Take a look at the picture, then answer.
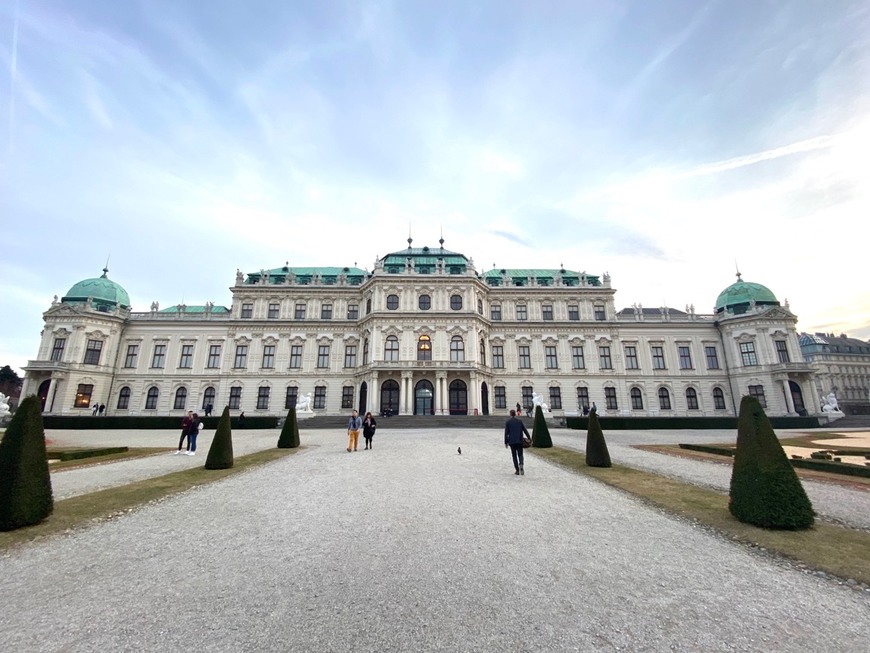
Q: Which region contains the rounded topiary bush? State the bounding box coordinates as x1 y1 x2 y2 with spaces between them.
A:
585 408 612 467
277 408 300 449
531 405 553 448
729 395 814 529
0 395 54 531
205 406 234 470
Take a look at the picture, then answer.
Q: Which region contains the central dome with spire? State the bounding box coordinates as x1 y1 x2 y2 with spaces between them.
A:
715 272 778 314
63 267 131 310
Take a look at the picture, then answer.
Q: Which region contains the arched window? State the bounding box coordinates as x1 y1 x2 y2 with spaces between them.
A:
174 387 188 410
713 387 726 410
384 335 399 361
418 294 431 310
450 336 465 362
117 386 131 409
380 379 400 415
480 339 486 361
202 386 216 410
145 386 159 410
450 294 462 310
417 335 432 361
630 387 643 410
686 388 699 410
386 294 399 310
362 338 369 364
658 387 671 410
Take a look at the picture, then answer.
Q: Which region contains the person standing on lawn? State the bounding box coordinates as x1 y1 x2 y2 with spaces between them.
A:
504 409 531 476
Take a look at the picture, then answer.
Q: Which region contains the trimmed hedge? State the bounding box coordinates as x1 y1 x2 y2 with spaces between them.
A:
678 443 735 457
585 409 612 467
531 406 553 448
204 406 234 470
52 447 129 461
566 415 821 431
729 396 814 530
790 457 870 478
42 415 278 430
277 409 300 449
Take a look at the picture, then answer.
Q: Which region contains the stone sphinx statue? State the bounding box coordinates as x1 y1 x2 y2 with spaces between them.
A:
0 392 10 418
296 392 313 413
532 391 550 413
821 391 842 414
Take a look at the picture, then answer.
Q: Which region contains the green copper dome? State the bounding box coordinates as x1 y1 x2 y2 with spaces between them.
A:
63 268 130 310
715 275 778 314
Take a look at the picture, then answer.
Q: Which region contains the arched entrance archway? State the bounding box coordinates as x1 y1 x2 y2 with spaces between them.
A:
414 379 434 415
37 379 51 411
380 379 400 416
449 379 468 415
358 381 368 415
788 380 807 416
481 382 489 415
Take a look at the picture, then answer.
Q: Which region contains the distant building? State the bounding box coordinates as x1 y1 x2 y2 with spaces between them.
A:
799 332 870 414
22 241 820 418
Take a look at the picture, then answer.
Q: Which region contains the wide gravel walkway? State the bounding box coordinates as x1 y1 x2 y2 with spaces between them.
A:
1 428 868 651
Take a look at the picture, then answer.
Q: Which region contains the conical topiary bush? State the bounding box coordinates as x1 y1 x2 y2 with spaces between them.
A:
205 406 234 470
729 395 814 530
277 408 300 449
585 408 612 467
531 405 553 448
0 395 54 530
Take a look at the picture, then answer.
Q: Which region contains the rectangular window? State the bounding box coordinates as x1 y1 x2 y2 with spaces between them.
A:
577 387 589 410
84 339 103 365
545 345 558 369
285 386 298 410
74 383 93 408
494 386 506 409
740 342 757 366
572 346 585 370
748 384 766 407
228 387 241 409
705 346 720 370
234 344 248 369
317 345 330 368
516 305 527 321
123 344 138 368
178 344 194 368
492 345 504 369
314 386 326 409
290 345 303 369
599 346 612 369
568 305 579 321
491 305 502 321
594 305 606 321
542 304 553 321
341 386 354 409
295 303 306 320
344 345 357 368
549 387 562 409
522 386 533 409
347 303 359 320
51 338 66 362
241 303 253 319
605 387 618 410
518 345 531 369
151 344 166 369
268 303 279 319
775 340 790 363
652 346 666 370
625 346 639 370
262 345 276 369
257 387 270 410
678 346 692 370
321 303 333 320
207 344 221 368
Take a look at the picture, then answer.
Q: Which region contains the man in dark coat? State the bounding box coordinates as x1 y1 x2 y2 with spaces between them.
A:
504 409 531 475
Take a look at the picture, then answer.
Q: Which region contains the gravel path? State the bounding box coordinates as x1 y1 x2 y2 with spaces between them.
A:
2 429 868 651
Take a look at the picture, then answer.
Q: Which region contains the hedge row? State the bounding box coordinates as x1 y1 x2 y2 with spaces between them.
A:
678 443 735 457
42 415 279 430
566 415 821 431
50 447 129 461
678 443 870 478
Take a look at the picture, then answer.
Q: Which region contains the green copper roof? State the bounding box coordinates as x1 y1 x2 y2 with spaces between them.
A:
63 268 130 309
481 268 601 287
246 266 368 285
381 246 469 272
159 305 230 314
715 277 778 312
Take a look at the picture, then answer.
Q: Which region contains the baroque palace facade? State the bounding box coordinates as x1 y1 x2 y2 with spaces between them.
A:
23 241 821 418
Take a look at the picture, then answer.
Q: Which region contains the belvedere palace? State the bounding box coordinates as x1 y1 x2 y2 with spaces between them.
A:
23 240 827 418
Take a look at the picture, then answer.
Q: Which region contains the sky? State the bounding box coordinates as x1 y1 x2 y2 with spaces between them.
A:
1 0 869 377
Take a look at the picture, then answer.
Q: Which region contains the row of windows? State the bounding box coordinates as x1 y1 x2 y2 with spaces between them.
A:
242 302 359 320
491 385 734 411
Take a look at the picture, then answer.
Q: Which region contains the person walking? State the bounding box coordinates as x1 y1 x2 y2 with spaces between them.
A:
504 409 531 475
347 409 362 452
362 411 377 450
187 413 201 456
176 410 193 454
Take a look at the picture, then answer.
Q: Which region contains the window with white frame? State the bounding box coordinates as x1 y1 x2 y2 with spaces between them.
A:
705 346 720 369
599 346 612 369
576 387 589 410
145 386 159 410
347 303 359 319
234 344 248 369
75 383 94 408
84 339 103 365
568 305 579 321
151 344 166 369
775 340 790 363
630 387 643 409
658 387 671 410
268 303 279 319
594 305 606 321
124 344 138 368
492 345 504 368
678 346 692 370
294 303 306 319
686 388 699 410
748 384 766 407
290 345 303 368
257 386 270 409
545 345 558 369
604 387 617 410
625 346 639 370
285 386 298 409
117 386 131 409
314 386 326 409
384 336 399 361
174 387 188 410
713 387 726 409
516 304 527 320
572 345 585 369
494 386 506 409
207 344 221 368
651 346 666 370
549 387 562 409
321 303 333 320
228 386 241 409
317 345 330 368
417 335 431 361
491 304 502 320
262 345 275 369
450 336 465 362
518 345 531 369
51 337 66 362
740 342 757 366
241 303 253 318
179 344 194 369
387 295 399 310
344 345 357 368
341 386 354 409
542 304 553 321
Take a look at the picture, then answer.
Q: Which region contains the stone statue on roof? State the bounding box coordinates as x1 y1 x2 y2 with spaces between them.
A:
236 269 244 284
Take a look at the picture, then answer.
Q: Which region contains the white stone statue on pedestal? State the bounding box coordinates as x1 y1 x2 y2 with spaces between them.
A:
296 393 313 413
0 393 10 418
821 391 842 414
532 391 550 413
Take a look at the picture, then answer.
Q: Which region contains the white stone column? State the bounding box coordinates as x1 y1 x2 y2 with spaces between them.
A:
45 378 57 413
781 379 795 414
469 371 479 415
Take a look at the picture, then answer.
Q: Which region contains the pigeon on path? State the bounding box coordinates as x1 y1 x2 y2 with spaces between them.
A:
457 447 462 455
